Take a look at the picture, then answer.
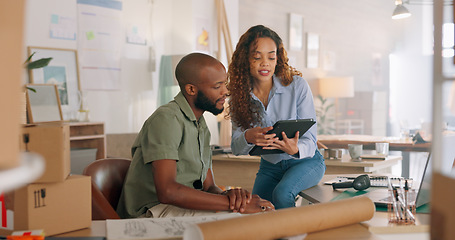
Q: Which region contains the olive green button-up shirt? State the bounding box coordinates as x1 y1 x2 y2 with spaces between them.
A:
117 92 212 218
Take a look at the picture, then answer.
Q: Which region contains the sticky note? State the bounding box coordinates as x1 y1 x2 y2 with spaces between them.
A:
51 14 59 24
86 31 95 40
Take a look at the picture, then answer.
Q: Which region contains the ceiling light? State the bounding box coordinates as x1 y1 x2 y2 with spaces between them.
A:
392 4 411 19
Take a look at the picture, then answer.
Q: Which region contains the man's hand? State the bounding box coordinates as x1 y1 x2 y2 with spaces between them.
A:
262 131 300 156
243 195 275 213
222 188 252 213
245 126 277 146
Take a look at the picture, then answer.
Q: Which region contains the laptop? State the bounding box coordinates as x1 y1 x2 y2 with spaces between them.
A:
365 153 432 208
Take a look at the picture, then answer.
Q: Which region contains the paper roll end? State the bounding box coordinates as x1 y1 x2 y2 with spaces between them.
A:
183 223 204 240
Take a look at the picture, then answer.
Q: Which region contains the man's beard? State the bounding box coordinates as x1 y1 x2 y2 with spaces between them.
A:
195 90 224 115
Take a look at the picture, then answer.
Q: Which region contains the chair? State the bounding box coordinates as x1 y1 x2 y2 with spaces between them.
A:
82 158 131 220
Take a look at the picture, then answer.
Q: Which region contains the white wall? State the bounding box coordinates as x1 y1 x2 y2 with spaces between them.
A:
24 0 238 144
24 0 433 138
24 0 156 133
389 5 433 135
237 0 403 136
238 0 400 85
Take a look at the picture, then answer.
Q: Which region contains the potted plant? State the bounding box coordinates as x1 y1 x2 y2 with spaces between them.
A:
21 52 52 123
24 52 52 91
315 95 335 135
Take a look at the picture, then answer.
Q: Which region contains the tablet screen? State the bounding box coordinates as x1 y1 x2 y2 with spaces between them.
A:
249 119 316 156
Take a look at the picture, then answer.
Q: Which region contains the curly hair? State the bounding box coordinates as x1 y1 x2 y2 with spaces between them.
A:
227 25 302 131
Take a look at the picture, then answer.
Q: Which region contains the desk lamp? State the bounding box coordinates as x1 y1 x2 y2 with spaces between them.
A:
319 77 354 134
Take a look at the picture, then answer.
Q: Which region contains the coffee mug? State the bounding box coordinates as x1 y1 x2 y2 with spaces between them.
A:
348 144 363 159
375 142 389 156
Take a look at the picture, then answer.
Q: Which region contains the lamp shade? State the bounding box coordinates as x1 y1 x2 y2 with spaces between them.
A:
319 77 354 98
392 4 411 20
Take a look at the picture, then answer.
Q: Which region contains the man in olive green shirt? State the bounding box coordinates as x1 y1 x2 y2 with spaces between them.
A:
117 53 274 218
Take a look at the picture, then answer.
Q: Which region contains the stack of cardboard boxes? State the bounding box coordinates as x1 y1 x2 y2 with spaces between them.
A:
0 122 91 236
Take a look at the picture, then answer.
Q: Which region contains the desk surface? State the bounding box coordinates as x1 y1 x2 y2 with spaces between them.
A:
213 153 402 166
212 153 260 162
54 219 383 240
299 174 430 235
318 134 431 152
55 175 428 240
213 153 402 175
325 154 401 168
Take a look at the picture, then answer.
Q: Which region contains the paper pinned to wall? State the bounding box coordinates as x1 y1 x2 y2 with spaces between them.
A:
77 0 123 90
50 14 76 40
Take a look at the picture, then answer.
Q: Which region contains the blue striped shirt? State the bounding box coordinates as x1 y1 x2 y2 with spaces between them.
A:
231 75 318 164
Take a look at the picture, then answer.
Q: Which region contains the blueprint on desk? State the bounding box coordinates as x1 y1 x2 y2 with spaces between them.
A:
106 213 241 240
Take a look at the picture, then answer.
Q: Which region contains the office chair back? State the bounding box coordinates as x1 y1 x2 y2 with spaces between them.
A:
83 158 131 220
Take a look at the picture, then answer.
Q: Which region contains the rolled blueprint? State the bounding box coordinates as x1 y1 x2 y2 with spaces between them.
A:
184 196 375 240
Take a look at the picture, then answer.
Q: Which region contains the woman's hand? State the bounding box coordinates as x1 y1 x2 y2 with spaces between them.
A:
262 131 300 156
245 126 277 146
243 195 275 213
222 188 252 213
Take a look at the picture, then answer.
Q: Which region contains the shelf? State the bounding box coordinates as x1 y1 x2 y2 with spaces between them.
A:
69 122 105 136
69 122 106 160
0 152 45 193
70 135 106 141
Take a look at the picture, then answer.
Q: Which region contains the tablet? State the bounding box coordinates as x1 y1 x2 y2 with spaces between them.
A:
249 119 316 156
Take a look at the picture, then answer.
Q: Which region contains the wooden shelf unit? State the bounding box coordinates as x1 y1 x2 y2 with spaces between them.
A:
69 122 106 160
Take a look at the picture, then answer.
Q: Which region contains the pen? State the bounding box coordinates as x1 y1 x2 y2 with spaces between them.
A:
397 194 415 222
393 188 403 220
398 178 405 219
404 180 409 220
397 179 406 219
388 178 400 220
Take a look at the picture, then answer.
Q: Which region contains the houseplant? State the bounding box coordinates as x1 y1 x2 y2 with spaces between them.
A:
315 95 335 135
22 52 52 123
24 52 52 92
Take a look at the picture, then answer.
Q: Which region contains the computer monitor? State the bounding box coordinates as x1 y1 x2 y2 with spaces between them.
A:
416 133 455 207
415 153 431 208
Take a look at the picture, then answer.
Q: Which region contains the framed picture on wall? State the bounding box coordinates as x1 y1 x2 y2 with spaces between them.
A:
28 47 81 121
289 13 304 51
306 32 320 68
26 84 63 123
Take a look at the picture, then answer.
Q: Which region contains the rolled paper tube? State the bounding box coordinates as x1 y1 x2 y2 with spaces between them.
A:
184 196 375 240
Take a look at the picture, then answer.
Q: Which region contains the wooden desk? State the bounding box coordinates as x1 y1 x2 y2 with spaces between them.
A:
212 154 260 192
54 174 428 240
318 135 431 178
318 134 431 152
54 220 106 237
212 154 402 191
299 174 430 235
325 154 402 174
53 205 410 239
55 219 382 240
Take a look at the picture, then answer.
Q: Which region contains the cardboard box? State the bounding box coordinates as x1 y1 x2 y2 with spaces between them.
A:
431 172 455 240
21 123 70 183
0 1 24 170
0 175 91 236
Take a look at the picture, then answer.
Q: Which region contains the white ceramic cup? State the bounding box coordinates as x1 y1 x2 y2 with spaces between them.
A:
375 142 389 156
348 144 363 159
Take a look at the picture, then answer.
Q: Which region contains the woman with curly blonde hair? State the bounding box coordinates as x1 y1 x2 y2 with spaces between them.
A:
227 25 325 209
